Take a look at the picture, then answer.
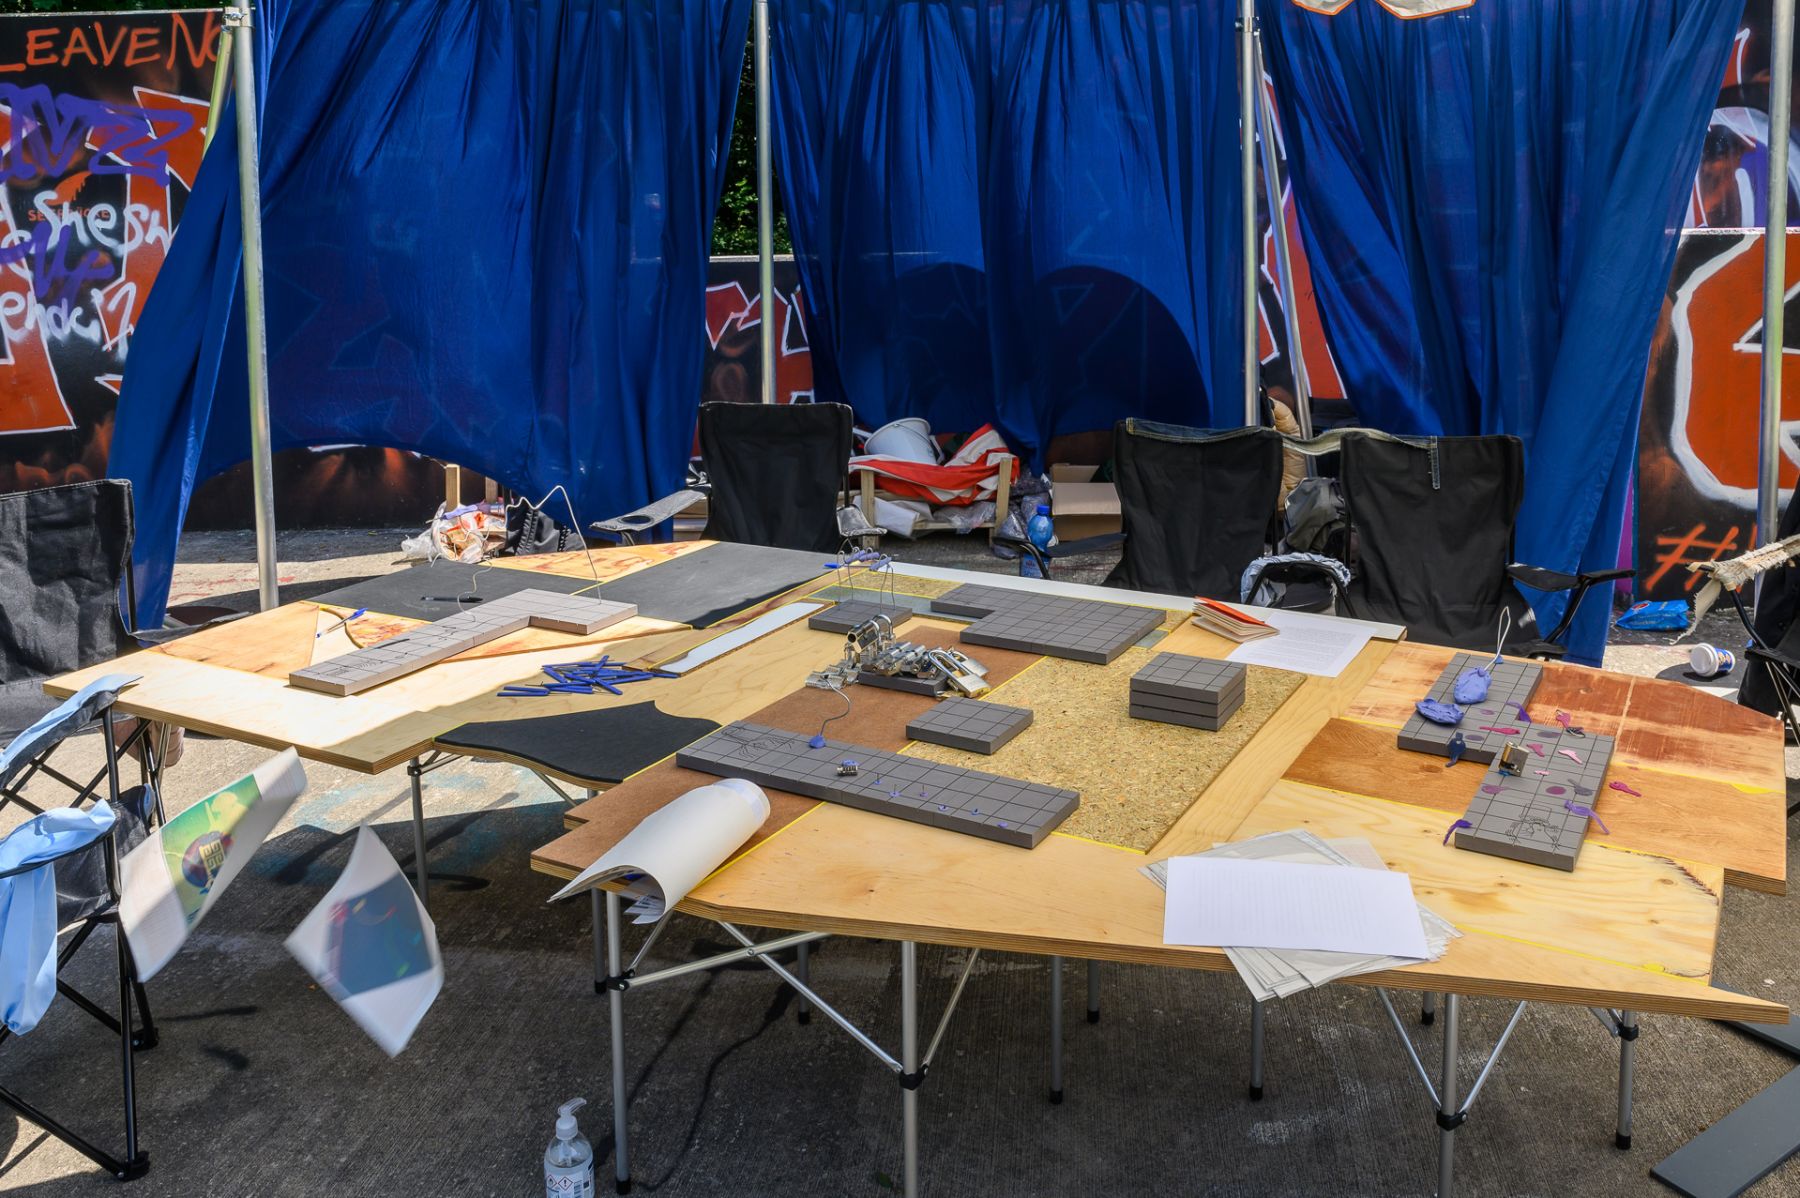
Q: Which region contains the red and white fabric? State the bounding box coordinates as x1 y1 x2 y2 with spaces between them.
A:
849 424 1020 506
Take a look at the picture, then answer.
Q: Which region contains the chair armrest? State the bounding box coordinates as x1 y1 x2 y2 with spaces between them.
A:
1747 643 1800 673
1507 563 1634 594
1578 568 1634 584
589 489 707 540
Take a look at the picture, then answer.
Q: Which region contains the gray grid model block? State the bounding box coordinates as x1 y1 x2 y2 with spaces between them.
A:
928 583 1165 665
808 601 915 635
676 720 1078 848
1128 701 1239 731
1130 654 1245 701
905 697 1034 755
1395 653 1544 765
1452 725 1616 871
289 591 638 696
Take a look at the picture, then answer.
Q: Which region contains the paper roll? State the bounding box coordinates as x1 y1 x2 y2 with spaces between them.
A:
548 778 770 909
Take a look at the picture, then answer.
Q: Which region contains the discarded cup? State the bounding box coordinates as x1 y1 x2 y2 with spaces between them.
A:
1688 644 1736 679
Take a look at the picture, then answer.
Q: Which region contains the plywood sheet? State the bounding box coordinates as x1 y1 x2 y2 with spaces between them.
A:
903 647 1304 851
1285 718 1786 893
531 796 1786 1021
1233 781 1726 982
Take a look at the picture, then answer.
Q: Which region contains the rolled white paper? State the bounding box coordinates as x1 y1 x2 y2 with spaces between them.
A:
548 778 770 909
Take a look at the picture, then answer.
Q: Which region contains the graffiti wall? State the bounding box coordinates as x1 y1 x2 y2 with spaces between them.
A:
0 10 219 493
1635 0 1800 600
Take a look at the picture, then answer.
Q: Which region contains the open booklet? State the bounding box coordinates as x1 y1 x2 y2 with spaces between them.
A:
548 779 770 911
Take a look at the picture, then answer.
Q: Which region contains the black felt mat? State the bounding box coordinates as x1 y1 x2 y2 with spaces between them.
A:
306 560 597 622
434 701 721 785
591 541 830 628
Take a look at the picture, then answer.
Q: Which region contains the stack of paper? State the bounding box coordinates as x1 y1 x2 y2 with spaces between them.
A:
1191 597 1278 642
1144 829 1458 1001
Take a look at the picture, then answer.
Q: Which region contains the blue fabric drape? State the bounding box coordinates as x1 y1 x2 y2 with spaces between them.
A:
770 0 1244 465
110 0 751 625
0 803 114 1034
1259 0 1741 663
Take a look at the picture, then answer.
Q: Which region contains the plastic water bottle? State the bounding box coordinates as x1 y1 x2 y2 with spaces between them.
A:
544 1098 594 1198
1020 504 1055 579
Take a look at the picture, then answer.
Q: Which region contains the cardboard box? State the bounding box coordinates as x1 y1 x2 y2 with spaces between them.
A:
1049 463 1120 541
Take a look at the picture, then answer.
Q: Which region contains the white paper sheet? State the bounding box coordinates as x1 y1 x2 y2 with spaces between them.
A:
1224 609 1373 678
1162 856 1430 959
121 748 307 980
548 779 770 908
285 825 442 1057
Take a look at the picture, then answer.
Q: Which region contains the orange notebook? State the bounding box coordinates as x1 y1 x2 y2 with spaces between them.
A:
1191 597 1277 643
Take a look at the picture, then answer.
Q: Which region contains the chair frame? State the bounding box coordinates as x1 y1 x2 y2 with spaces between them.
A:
0 707 157 1180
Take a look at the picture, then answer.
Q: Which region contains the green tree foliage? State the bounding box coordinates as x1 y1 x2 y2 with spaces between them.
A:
713 43 790 256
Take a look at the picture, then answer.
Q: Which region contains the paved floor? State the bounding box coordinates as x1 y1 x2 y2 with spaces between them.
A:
1 530 1795 1197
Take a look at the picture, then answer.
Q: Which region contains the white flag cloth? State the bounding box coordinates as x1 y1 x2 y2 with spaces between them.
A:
286 825 442 1057
121 748 307 980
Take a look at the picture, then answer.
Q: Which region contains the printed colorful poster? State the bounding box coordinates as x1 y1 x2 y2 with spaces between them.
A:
120 747 306 979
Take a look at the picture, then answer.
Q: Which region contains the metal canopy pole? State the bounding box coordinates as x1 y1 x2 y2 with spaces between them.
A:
754 0 777 404
227 6 279 610
1759 0 1796 597
1238 0 1260 427
1252 30 1312 439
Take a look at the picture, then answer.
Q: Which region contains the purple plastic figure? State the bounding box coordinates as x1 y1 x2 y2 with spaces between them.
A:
1453 665 1492 704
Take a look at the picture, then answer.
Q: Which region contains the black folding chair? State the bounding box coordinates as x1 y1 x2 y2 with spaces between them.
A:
1100 421 1285 598
0 480 136 740
1334 432 1629 657
592 402 856 553
0 685 158 1180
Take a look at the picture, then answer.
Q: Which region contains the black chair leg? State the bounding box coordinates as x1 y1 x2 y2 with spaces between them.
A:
114 917 148 1178
130 976 158 1051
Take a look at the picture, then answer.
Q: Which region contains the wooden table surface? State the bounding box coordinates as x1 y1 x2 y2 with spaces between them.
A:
47 546 1788 1023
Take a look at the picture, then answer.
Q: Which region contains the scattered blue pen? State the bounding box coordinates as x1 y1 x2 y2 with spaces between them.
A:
317 606 367 638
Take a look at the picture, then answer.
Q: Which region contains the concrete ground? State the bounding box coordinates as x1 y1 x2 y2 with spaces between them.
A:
2 529 1796 1197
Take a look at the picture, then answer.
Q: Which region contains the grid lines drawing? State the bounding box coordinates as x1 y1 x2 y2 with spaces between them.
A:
1396 653 1544 764
676 720 1078 848
906 697 1034 755
1128 652 1245 730
1453 725 1616 871
290 591 639 697
928 583 1165 665
808 601 914 635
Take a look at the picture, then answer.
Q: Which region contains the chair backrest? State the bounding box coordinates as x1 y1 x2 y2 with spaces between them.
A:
1338 432 1524 649
0 479 134 692
699 401 854 553
1103 420 1284 599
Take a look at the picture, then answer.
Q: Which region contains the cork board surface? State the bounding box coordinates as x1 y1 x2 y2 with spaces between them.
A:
903 647 1306 851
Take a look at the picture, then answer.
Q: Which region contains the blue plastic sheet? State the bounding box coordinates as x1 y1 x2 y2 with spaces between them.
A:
109 0 751 625
1258 0 1741 663
770 0 1245 465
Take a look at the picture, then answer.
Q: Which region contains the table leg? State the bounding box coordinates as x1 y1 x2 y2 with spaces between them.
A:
606 891 632 1194
796 941 812 1025
1048 955 1064 1104
407 757 429 906
1086 961 1100 1025
901 941 919 1198
1616 1010 1638 1150
1422 992 1438 1026
591 891 606 993
1249 999 1265 1101
1438 994 1461 1198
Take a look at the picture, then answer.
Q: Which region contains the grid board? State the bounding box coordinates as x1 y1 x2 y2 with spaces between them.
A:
928 583 1164 665
676 721 1078 848
1396 652 1544 764
1131 653 1244 710
289 591 638 697
808 601 915 635
906 697 1034 755
1454 726 1616 871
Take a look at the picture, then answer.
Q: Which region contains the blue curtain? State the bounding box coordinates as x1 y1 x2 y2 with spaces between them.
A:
110 0 751 625
770 0 1245 465
1259 0 1741 663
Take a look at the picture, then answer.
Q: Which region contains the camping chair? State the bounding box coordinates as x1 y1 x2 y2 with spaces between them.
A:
1101 421 1287 598
0 681 158 1180
592 401 857 553
1333 432 1629 657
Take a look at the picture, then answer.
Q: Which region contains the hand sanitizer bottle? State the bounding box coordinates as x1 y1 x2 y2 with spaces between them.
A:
544 1098 594 1197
